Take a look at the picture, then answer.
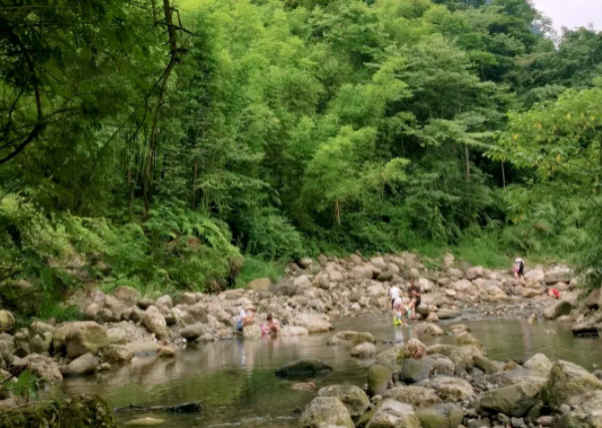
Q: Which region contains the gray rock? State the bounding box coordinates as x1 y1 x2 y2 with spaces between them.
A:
416 403 464 428
473 355 498 374
382 386 442 409
351 342 377 359
368 364 392 396
480 382 542 417
299 396 354 428
318 385 370 418
366 399 421 428
180 324 205 341
63 352 99 376
328 331 376 346
400 358 431 384
523 353 552 376
542 360 602 411
275 359 333 377
142 306 169 339
99 344 134 364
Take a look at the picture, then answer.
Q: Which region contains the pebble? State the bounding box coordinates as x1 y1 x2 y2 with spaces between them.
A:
559 404 571 414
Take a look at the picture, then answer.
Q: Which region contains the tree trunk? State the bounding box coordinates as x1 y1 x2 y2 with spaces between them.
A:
127 168 134 217
142 0 181 219
463 145 470 181
335 198 341 226
501 161 506 188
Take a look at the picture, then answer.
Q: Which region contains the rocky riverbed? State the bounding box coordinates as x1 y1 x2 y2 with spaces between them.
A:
0 251 598 418
293 324 602 428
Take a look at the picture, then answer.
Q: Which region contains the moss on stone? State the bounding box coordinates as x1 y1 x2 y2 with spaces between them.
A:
0 395 118 428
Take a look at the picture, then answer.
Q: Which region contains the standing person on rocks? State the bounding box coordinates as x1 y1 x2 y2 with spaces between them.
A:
237 306 255 333
393 296 404 326
406 279 421 321
390 283 401 309
514 257 525 280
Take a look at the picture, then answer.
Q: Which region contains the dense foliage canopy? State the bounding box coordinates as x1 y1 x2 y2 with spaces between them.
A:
1 0 601 316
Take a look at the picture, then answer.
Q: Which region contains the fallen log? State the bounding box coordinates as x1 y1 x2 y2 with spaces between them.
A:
114 401 203 414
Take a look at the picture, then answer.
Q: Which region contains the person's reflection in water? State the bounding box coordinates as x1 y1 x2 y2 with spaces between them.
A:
520 320 533 357
238 339 246 367
394 327 405 344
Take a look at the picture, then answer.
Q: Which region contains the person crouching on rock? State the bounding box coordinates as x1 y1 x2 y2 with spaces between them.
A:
261 313 280 335
237 306 255 332
548 287 560 300
406 279 421 320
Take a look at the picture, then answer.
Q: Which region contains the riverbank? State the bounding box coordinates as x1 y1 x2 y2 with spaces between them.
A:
0 251 595 412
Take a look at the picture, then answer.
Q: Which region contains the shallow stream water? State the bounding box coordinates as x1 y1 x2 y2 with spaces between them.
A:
59 316 602 428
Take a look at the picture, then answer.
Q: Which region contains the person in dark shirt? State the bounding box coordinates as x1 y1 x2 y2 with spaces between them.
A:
406 279 421 320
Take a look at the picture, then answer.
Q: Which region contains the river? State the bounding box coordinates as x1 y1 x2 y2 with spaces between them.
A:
58 316 602 427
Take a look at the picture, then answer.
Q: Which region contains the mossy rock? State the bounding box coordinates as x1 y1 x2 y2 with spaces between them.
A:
0 395 118 428
367 364 392 396
416 403 464 428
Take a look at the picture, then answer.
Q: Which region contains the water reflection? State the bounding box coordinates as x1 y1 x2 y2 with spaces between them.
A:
57 316 602 428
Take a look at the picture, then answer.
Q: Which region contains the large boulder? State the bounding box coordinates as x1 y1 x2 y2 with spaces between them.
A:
328 331 375 347
292 314 334 334
275 359 332 377
544 267 572 284
415 323 443 338
99 345 134 364
583 289 602 311
480 382 542 417
473 355 498 374
415 404 463 428
382 386 442 409
420 376 474 401
400 358 431 384
299 397 354 428
63 353 99 376
524 268 545 282
142 306 169 339
455 332 483 352
0 311 14 332
376 346 409 367
10 354 63 383
318 385 370 418
523 354 553 377
437 308 462 320
368 364 392 396
351 343 377 359
543 300 573 320
113 286 141 307
242 324 262 340
466 266 484 280
60 322 109 358
156 295 173 309
180 324 205 341
543 360 602 411
426 344 457 357
247 278 271 291
30 332 53 354
366 399 421 428
450 345 482 370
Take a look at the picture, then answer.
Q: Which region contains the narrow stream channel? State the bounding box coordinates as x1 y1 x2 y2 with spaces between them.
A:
58 316 602 428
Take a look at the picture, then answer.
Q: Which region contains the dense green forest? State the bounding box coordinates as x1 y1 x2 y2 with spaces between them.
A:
1 0 601 316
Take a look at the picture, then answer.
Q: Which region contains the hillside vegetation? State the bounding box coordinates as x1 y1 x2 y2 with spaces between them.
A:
1 0 601 317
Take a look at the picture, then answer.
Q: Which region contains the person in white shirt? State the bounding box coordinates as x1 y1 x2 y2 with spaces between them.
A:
237 306 255 332
390 285 401 309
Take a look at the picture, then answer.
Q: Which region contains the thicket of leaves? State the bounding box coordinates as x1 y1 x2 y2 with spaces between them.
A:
1 0 602 313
